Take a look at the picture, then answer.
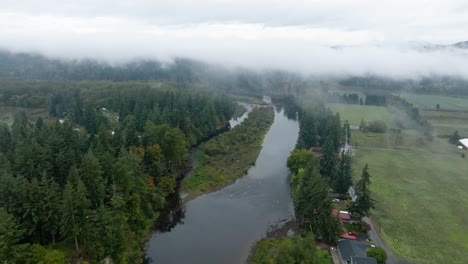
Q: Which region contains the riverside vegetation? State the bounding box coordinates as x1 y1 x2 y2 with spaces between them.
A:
183 106 274 199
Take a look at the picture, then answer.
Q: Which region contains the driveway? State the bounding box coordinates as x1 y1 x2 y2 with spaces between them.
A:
363 217 416 264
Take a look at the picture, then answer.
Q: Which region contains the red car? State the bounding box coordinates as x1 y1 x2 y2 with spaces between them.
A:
348 231 358 236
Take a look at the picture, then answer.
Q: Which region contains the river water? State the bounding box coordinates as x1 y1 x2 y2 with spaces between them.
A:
145 107 299 264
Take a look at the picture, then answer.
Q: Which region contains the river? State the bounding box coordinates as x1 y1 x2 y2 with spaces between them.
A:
145 106 299 264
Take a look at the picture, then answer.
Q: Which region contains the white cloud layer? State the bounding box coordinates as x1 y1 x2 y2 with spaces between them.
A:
1 0 468 78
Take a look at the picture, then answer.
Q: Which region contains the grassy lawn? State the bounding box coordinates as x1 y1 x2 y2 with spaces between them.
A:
399 93 468 111
353 148 468 264
327 103 397 128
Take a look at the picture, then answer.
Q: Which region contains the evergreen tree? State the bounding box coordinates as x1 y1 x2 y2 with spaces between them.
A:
319 138 337 181
296 112 317 149
334 151 352 195
38 174 62 245
296 164 340 242
351 164 375 217
0 208 28 262
60 170 90 251
79 150 105 208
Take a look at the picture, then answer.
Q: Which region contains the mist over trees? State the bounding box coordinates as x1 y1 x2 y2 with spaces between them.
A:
0 50 307 99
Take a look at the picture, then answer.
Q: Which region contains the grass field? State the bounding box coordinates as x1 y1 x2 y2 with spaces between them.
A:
398 93 468 111
330 94 468 263
421 109 468 137
328 103 397 128
353 147 468 264
351 130 460 154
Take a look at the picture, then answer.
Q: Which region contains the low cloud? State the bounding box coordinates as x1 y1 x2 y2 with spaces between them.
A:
1 1 468 79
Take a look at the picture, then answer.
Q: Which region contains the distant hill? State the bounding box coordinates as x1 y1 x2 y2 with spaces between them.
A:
0 49 305 98
452 41 468 49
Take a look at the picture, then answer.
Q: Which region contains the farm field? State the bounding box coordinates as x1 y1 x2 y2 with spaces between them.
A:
421 109 468 137
350 130 460 154
327 103 397 128
398 93 468 111
353 148 468 264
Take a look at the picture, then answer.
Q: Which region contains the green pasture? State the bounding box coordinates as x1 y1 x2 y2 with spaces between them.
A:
351 130 459 154
421 109 468 136
327 103 397 128
353 148 468 264
399 93 468 110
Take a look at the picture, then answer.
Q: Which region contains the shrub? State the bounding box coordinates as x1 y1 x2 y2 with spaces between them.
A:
366 120 387 133
367 246 387 264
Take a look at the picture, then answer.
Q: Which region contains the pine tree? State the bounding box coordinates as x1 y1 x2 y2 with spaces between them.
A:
334 151 352 195
319 138 337 181
38 174 61 245
79 150 105 208
296 164 340 242
351 164 375 217
60 172 90 251
0 208 28 262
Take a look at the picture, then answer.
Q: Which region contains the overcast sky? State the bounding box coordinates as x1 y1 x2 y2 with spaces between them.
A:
1 0 468 78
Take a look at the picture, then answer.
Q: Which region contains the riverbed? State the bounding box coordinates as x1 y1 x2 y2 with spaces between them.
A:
145 107 299 264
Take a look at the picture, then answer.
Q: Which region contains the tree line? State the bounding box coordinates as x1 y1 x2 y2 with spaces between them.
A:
287 105 374 244
0 50 306 99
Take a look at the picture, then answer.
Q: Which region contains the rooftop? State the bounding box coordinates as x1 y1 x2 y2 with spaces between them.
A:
338 240 377 264
459 138 468 147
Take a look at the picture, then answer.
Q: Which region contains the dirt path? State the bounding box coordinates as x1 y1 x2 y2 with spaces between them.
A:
359 146 461 159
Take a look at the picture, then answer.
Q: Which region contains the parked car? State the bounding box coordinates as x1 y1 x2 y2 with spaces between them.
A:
332 198 340 203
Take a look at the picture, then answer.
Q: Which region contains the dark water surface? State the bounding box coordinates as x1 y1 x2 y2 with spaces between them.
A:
145 108 299 264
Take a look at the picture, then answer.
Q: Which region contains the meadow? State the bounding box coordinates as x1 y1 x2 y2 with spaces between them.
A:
330 101 468 263
327 103 397 128
398 93 468 111
421 109 468 137
353 148 468 264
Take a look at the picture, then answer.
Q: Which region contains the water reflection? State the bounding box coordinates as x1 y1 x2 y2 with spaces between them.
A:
145 106 299 264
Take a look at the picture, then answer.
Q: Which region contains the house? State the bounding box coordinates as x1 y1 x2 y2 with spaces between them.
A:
332 209 352 223
458 138 468 150
337 239 377 264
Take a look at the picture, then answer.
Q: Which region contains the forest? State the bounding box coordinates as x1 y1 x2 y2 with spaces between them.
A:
0 81 238 263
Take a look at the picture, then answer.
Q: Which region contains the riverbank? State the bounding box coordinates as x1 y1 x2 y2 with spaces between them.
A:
182 106 274 200
249 223 332 264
